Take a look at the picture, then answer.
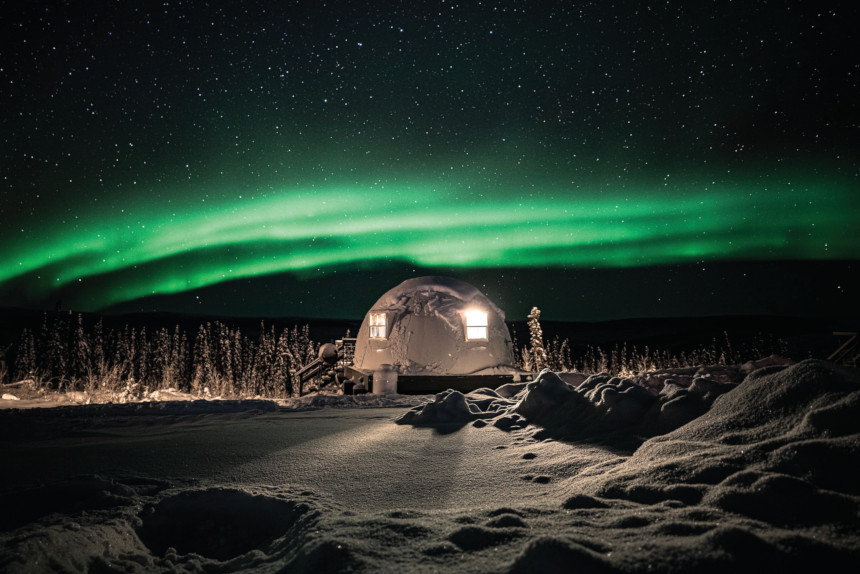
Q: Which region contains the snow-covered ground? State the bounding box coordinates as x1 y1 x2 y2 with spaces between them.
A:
1 359 858 572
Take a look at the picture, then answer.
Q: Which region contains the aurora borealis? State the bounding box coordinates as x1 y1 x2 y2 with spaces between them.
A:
1 2 857 320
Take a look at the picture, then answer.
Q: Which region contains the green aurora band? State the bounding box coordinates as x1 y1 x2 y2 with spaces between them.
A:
1 175 856 311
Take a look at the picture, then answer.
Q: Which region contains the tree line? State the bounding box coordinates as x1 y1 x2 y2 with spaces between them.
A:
510 307 789 376
0 308 790 400
8 311 319 398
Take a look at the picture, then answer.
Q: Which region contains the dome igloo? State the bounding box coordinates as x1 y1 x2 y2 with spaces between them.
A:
351 276 516 379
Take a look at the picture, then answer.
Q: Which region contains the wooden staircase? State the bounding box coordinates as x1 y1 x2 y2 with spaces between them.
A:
828 332 859 368
294 338 356 395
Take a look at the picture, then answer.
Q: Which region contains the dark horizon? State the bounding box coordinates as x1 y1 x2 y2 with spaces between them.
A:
2 260 856 323
2 299 854 365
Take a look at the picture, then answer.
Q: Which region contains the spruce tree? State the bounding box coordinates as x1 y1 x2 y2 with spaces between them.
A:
232 328 244 395
277 328 295 397
71 313 90 385
15 328 37 382
192 324 212 395
176 329 189 390
256 324 277 396
152 327 170 388
242 338 257 396
509 324 521 369
527 307 547 372
560 338 572 371
218 322 234 394
37 313 50 380
135 327 149 388
47 312 69 389
91 319 106 382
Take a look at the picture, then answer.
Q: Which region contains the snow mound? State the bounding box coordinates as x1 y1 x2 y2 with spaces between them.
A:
395 386 520 425
509 537 612 574
397 366 738 437
570 360 860 524
395 389 491 425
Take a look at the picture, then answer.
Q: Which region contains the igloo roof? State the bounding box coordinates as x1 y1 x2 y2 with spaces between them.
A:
369 276 505 320
352 276 515 376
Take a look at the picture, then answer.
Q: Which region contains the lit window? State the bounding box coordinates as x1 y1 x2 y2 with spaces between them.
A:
465 309 488 340
369 312 387 339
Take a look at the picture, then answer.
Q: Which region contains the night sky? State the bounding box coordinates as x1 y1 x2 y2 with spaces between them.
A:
1 2 857 321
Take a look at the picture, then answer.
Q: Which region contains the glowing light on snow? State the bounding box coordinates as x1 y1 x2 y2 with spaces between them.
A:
0 174 855 311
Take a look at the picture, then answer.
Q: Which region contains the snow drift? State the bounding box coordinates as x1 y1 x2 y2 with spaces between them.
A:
0 359 857 572
396 363 743 437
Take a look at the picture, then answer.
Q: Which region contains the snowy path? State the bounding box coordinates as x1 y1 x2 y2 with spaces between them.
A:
0 408 610 512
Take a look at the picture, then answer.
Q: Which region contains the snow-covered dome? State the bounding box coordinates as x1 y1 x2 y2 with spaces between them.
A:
352 276 515 376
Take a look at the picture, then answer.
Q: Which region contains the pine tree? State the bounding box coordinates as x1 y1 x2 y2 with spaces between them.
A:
37 312 50 380
0 344 9 386
15 328 37 381
527 307 547 372
136 326 149 388
215 322 234 395
521 346 533 372
152 327 170 389
192 323 212 395
242 338 257 396
232 328 245 395
113 325 135 383
509 324 522 369
277 328 295 397
175 328 189 390
47 312 69 389
91 319 106 382
255 323 277 396
560 338 572 371
546 335 559 371
71 313 90 385
543 335 573 371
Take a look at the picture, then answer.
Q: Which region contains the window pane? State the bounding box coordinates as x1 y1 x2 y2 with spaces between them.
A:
369 313 386 338
465 310 488 340
465 310 488 327
466 326 488 340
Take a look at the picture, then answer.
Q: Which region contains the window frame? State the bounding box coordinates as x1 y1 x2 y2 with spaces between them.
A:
368 312 387 339
464 309 489 341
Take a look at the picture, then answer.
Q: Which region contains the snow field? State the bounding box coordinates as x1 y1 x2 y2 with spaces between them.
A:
0 359 857 572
